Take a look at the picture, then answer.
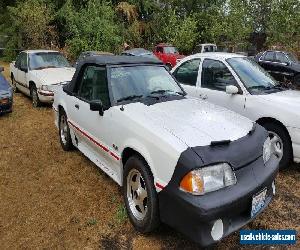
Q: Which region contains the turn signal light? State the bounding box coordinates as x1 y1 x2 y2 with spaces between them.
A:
180 172 204 194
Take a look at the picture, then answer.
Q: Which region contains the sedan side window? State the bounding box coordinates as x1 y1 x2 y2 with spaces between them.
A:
19 53 28 71
275 52 289 64
201 59 237 91
263 52 275 62
173 59 201 86
77 66 110 108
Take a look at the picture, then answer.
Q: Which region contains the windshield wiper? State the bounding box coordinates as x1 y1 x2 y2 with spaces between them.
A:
34 66 57 70
150 89 184 96
117 95 143 103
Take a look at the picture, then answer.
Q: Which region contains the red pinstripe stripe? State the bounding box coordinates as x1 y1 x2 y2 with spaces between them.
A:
68 120 120 161
156 182 165 189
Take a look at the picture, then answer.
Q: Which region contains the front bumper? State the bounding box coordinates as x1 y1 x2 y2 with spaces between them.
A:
38 90 54 103
158 155 279 247
287 126 300 163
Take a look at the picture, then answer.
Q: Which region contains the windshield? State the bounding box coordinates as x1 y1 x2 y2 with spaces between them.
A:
286 52 298 63
164 46 178 54
30 52 70 70
227 57 282 94
110 65 184 103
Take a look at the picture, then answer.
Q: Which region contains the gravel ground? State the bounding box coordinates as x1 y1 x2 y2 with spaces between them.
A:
0 61 299 249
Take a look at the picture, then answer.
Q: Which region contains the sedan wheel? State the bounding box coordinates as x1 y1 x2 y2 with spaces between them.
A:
127 169 148 221
263 122 292 169
123 155 160 233
11 76 18 93
31 86 41 107
268 131 284 161
59 110 74 151
60 114 69 146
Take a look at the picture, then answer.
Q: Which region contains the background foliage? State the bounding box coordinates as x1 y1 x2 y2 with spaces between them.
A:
0 0 299 60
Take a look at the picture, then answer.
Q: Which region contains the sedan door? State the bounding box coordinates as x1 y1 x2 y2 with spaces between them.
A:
198 58 247 115
66 65 121 181
258 51 278 80
172 58 202 97
15 52 30 94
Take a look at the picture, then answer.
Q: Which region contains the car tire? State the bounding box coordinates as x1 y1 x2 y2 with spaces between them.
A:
11 75 19 93
294 74 300 88
263 123 292 169
59 109 74 151
30 85 41 108
123 155 160 233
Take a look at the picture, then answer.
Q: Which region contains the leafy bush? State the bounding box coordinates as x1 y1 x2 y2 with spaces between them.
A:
60 0 122 60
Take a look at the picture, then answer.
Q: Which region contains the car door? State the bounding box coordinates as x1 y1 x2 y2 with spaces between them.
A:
67 65 120 180
15 52 29 93
172 58 201 97
198 58 246 114
258 51 278 79
274 52 293 82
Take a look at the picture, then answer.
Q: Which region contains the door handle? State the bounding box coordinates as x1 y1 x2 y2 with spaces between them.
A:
75 104 79 109
199 94 208 100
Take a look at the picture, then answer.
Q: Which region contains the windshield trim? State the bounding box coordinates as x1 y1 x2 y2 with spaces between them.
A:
107 64 186 106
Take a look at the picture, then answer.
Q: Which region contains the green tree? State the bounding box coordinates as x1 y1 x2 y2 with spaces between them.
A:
60 0 122 59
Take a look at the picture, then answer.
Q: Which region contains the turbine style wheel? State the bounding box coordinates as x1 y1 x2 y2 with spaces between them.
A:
123 155 160 233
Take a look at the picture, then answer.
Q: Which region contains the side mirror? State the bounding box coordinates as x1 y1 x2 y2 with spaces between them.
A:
90 100 104 116
20 67 28 73
226 85 239 95
0 66 4 72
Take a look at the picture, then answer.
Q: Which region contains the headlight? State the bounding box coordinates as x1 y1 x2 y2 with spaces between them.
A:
263 137 272 164
180 163 237 195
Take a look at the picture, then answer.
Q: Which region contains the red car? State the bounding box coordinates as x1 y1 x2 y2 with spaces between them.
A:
153 43 185 70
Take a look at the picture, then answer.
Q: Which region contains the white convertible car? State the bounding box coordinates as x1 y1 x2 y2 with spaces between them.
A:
53 56 279 246
172 52 300 169
10 50 75 107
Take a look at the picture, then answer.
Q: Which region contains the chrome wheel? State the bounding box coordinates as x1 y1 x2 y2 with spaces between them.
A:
60 114 68 145
269 131 284 161
127 169 148 221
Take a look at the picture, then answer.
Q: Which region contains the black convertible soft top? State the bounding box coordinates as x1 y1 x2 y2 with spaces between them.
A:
79 55 162 66
64 55 163 94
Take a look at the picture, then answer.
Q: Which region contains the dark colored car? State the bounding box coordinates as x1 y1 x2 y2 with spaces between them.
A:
253 50 300 87
0 66 13 114
121 48 158 60
75 51 114 67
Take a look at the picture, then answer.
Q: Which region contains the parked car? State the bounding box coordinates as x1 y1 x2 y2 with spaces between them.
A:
121 48 157 60
153 43 185 70
53 55 279 247
0 66 13 114
193 43 218 53
172 52 300 169
75 51 114 67
253 50 300 87
10 50 75 107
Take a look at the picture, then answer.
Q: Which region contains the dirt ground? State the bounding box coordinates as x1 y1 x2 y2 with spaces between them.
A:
0 61 299 249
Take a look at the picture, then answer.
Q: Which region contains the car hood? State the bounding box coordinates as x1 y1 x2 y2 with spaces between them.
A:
259 90 300 106
31 67 76 85
124 98 254 147
0 74 11 92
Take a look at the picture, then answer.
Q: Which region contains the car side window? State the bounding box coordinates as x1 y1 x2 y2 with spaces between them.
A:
156 47 163 53
275 52 289 64
263 52 275 62
18 53 28 70
173 59 201 86
77 66 110 108
201 59 237 91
